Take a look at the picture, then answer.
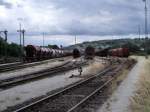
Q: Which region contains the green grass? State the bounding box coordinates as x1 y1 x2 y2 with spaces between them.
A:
131 57 150 112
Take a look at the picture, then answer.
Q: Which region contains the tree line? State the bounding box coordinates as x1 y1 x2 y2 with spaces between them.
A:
0 37 21 57
0 37 61 58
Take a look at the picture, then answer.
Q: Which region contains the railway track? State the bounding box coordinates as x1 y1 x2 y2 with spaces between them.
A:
13 60 126 112
0 62 23 72
0 56 72 73
0 61 87 88
0 57 20 64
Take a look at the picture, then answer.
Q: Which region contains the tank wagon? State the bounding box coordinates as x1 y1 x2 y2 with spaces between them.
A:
84 46 95 59
95 48 110 57
25 45 71 62
72 48 81 58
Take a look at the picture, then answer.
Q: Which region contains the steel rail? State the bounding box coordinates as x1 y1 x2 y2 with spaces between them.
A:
0 61 86 88
0 56 71 73
13 65 114 112
67 62 125 112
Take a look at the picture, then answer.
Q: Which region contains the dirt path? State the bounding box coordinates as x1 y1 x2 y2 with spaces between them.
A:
97 57 145 112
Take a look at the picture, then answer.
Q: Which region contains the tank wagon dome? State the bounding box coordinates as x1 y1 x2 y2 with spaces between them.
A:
61 50 64 55
47 48 53 54
41 47 45 53
55 49 60 57
55 49 58 54
45 48 50 53
51 49 56 57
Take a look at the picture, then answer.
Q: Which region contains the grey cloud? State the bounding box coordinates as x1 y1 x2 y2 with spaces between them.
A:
0 0 150 36
0 0 12 8
42 0 149 35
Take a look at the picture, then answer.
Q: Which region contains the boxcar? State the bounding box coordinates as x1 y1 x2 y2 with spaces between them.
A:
109 48 129 57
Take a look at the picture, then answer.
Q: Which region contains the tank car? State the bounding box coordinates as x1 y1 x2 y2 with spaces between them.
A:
95 48 110 57
63 50 72 57
41 47 46 59
47 48 53 58
122 48 130 57
84 46 95 59
25 44 73 62
72 48 81 58
25 45 41 62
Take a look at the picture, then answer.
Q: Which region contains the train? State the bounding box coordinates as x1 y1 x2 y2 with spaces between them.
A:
84 46 130 59
84 46 95 59
96 47 130 57
24 44 130 62
109 48 129 57
24 45 71 62
95 48 110 57
72 48 81 58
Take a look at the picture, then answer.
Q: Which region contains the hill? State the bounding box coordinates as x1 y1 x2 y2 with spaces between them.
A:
67 38 150 55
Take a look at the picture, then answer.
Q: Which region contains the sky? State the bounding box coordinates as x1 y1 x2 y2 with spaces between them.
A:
0 0 149 46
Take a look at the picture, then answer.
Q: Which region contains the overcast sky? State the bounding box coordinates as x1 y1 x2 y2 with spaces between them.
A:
0 0 149 46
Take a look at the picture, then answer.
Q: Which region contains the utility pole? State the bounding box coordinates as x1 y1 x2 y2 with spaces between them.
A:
138 25 141 39
22 29 25 47
112 36 114 48
75 35 77 45
43 32 45 47
144 0 148 39
0 30 8 62
17 24 26 62
4 30 8 62
22 29 25 61
142 0 148 58
17 23 22 61
19 23 22 49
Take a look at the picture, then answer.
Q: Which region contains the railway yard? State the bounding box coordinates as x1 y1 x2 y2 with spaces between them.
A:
0 55 136 112
1 0 150 111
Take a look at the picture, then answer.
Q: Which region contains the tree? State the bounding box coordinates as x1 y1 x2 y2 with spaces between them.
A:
48 44 59 49
122 42 140 53
0 37 21 57
7 43 21 57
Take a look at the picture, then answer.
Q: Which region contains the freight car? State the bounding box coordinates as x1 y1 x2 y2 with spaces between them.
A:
109 48 129 57
95 47 129 58
84 46 95 59
72 48 81 58
25 45 71 62
95 48 110 57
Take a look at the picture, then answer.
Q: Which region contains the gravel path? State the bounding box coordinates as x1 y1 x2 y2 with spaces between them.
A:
97 57 144 112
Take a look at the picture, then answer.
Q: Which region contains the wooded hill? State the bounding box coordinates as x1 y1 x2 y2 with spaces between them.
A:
67 38 150 55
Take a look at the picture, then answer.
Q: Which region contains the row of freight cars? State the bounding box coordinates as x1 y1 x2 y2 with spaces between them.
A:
95 47 129 57
72 46 130 60
24 45 130 62
25 45 71 62
109 48 129 57
84 46 130 59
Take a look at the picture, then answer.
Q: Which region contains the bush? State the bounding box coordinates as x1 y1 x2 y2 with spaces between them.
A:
0 37 21 57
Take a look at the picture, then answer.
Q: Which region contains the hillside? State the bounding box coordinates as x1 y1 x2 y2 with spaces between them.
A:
67 38 150 55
